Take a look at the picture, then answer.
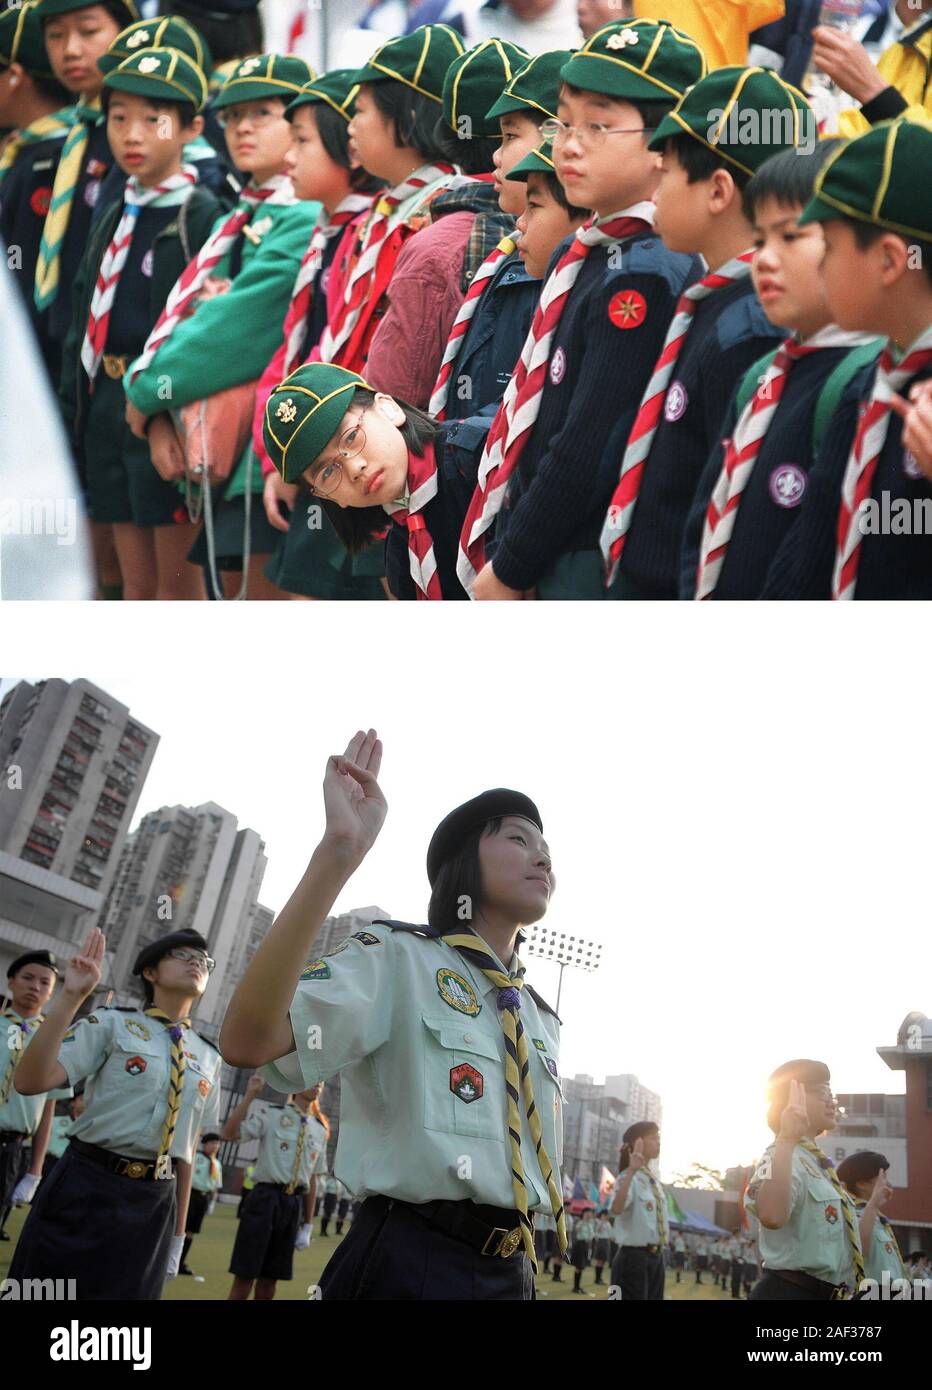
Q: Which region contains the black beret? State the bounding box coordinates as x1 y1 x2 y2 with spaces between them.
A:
766 1058 831 1096
7 950 59 978
173 0 261 13
133 929 209 976
836 1151 889 1189
427 788 542 887
622 1120 659 1146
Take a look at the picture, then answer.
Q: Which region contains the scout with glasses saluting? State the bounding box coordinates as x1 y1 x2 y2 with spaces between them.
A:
9 926 222 1300
222 729 567 1300
744 1060 864 1302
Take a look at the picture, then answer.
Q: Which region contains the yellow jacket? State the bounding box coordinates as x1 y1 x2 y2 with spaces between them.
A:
837 19 932 137
634 0 785 70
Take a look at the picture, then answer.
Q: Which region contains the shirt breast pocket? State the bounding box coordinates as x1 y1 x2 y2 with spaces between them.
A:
803 1173 847 1246
421 1015 504 1142
111 1030 167 1108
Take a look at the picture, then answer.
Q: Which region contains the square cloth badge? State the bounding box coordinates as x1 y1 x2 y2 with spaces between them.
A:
300 959 331 981
351 931 381 946
450 1063 483 1103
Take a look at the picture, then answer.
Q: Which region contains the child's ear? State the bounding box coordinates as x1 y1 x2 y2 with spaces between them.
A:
185 113 205 142
709 166 740 215
373 393 406 426
879 231 911 285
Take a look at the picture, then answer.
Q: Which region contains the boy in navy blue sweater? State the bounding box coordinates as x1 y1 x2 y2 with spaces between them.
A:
763 118 932 600
466 18 705 601
680 143 880 600
601 67 813 598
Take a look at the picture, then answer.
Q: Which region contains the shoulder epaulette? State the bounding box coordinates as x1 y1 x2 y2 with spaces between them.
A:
106 1005 138 1012
525 982 561 1024
191 1030 221 1054
371 918 440 938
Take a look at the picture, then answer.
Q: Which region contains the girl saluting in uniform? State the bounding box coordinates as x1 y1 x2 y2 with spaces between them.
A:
221 729 567 1301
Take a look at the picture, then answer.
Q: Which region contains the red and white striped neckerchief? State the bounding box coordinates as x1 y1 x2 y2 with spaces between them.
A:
833 325 932 600
81 166 198 386
382 441 442 600
280 193 375 377
316 161 456 365
429 232 517 419
128 173 290 385
600 249 755 586
457 204 655 595
695 326 873 599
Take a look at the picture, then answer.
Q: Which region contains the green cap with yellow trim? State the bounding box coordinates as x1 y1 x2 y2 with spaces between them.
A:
560 18 706 104
286 68 362 123
264 364 371 484
798 117 932 242
98 15 212 78
648 66 815 178
486 48 572 123
442 38 528 139
0 1 55 80
506 138 555 182
103 46 208 112
353 23 465 105
34 0 138 20
213 53 315 110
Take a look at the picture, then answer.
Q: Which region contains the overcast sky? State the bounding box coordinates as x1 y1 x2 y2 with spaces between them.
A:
4 603 927 1181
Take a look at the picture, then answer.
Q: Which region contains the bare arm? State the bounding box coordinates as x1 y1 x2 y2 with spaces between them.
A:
221 1074 264 1141
28 1098 56 1175
174 1159 193 1237
304 1178 317 1225
610 1169 637 1215
220 730 387 1069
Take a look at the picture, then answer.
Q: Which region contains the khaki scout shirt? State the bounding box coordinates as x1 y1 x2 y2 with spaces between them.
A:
261 922 564 1211
1 1008 72 1135
745 1142 861 1286
242 1102 328 1188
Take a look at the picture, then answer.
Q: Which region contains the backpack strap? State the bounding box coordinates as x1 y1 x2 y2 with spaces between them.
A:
812 340 883 454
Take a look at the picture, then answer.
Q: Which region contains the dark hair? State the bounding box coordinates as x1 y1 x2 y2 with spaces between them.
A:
836 1151 890 1190
30 72 71 105
201 1132 222 1144
163 1 262 65
305 101 383 195
836 214 932 289
562 83 674 135
307 388 440 554
367 80 448 162
617 1120 659 1172
432 114 498 175
529 168 589 219
743 139 842 224
427 817 503 936
102 86 197 128
663 130 752 192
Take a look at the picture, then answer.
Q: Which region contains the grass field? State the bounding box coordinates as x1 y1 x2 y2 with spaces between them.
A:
1 1202 741 1301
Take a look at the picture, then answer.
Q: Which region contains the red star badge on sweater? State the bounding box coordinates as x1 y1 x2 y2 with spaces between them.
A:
608 289 647 329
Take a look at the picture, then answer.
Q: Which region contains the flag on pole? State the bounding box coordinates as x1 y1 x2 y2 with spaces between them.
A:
665 1186 689 1226
599 1166 616 1202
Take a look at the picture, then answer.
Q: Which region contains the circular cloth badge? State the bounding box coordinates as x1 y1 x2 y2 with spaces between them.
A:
30 186 52 217
608 289 647 330
664 381 688 422
84 179 101 209
903 450 923 480
768 463 807 509
141 248 154 278
436 968 481 1016
550 346 567 385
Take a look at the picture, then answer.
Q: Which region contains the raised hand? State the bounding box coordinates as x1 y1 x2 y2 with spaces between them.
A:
246 1072 265 1098
777 1078 811 1145
629 1137 646 1172
868 1170 894 1210
63 927 105 1003
321 729 387 866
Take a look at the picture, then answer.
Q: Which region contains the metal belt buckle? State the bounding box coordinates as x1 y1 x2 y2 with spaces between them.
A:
482 1226 522 1258
103 354 127 379
125 1160 148 1180
154 1154 172 1181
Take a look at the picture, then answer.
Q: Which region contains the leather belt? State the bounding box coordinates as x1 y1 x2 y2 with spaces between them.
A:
378 1195 525 1259
623 1243 662 1254
255 1180 308 1196
770 1268 849 1300
0 1130 27 1143
70 1136 173 1181
102 354 129 379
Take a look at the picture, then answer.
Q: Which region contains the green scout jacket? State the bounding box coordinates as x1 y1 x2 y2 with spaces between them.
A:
124 196 320 500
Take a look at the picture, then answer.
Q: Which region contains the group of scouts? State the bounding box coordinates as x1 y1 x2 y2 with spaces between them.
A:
0 736 917 1302
2 2 932 602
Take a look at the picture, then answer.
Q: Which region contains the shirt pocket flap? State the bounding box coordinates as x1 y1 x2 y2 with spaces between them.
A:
113 1025 164 1056
421 1015 500 1061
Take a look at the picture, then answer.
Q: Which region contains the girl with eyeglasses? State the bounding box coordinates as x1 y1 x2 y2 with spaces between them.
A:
8 927 222 1300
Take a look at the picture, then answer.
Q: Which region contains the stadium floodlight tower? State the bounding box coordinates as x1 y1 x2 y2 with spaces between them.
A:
523 924 602 1013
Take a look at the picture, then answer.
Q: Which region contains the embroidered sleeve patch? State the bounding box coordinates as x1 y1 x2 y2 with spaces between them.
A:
300 960 331 981
608 289 647 329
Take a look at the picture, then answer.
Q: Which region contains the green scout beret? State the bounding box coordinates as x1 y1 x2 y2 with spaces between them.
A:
263 364 371 484
0 2 55 79
354 23 465 105
133 928 209 976
286 68 362 123
98 15 212 78
213 53 315 110
506 138 555 183
560 18 706 104
427 789 543 887
649 66 815 178
442 38 528 139
8 950 59 978
104 47 208 112
35 0 138 21
798 117 932 242
486 48 572 123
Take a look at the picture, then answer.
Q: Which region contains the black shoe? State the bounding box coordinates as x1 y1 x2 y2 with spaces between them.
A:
179 1266 194 1276
0 1232 10 1242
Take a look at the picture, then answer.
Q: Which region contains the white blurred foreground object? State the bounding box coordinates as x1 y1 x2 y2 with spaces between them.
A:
0 256 94 599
